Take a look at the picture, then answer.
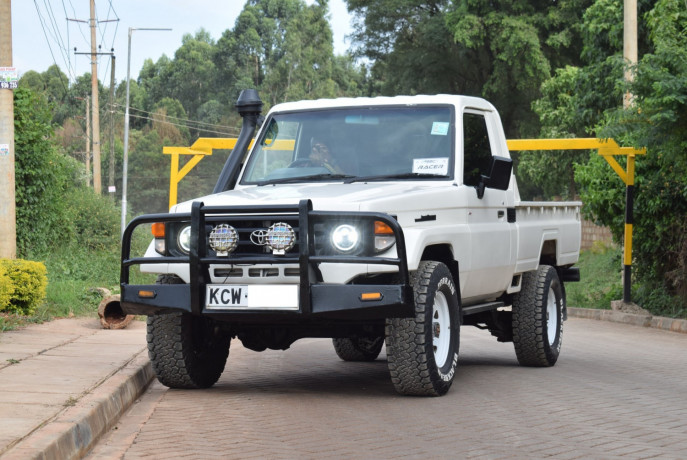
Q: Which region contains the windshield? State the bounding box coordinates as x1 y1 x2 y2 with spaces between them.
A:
241 106 454 185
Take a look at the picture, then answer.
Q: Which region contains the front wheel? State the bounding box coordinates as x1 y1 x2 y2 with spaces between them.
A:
147 275 231 389
385 261 460 396
512 265 564 367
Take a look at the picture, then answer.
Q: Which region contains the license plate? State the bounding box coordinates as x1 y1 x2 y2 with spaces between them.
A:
206 285 248 308
205 284 299 310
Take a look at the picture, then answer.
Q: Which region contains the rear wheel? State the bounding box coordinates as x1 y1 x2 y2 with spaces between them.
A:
385 261 460 396
332 337 384 361
147 275 231 389
512 265 564 367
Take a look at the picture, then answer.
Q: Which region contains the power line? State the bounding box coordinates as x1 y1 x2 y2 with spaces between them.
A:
33 0 70 97
114 103 241 134
124 112 241 137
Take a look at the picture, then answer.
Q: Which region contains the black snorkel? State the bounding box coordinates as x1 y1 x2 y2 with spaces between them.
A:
213 89 263 193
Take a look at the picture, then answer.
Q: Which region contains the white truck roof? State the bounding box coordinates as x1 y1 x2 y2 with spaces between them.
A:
269 94 497 113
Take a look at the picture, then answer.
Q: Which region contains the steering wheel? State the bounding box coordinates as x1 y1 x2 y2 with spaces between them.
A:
288 158 318 168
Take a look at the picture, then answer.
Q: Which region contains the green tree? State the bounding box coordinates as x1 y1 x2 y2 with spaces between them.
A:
164 30 219 118
13 87 84 255
585 0 686 307
216 0 348 108
347 1 467 97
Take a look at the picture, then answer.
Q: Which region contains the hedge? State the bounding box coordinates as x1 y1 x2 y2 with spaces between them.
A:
0 259 47 315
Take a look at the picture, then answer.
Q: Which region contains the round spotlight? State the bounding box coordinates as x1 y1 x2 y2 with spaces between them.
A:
266 222 296 253
331 224 359 253
209 224 238 255
177 225 192 253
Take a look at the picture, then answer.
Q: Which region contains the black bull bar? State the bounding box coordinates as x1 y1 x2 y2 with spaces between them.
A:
120 199 414 321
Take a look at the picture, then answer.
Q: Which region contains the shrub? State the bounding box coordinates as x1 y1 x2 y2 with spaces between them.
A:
0 264 14 311
0 259 48 315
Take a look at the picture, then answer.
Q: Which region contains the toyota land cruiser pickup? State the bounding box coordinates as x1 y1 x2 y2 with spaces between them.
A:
121 90 581 396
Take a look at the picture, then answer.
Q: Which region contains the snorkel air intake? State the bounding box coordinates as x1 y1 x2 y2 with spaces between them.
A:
213 89 263 193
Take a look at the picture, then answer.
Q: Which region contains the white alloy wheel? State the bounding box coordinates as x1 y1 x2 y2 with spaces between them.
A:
546 288 558 346
512 265 564 367
432 291 451 368
385 261 460 396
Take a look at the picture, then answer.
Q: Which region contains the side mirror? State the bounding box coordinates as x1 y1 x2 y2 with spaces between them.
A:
477 156 512 199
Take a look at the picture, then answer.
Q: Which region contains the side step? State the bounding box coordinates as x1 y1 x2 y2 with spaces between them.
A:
462 301 505 316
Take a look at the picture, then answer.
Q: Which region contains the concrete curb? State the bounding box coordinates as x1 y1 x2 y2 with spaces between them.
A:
3 351 153 460
568 307 687 334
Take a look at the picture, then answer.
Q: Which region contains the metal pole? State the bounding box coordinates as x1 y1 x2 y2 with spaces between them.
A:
623 155 636 303
109 55 116 196
120 27 172 235
121 28 132 235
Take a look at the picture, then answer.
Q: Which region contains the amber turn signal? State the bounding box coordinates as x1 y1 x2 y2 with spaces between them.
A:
151 222 165 238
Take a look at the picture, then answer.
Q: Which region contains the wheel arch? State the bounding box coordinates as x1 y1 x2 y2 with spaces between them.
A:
539 239 558 266
420 244 459 286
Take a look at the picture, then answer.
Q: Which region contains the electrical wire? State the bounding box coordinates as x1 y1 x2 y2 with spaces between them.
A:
125 112 241 137
114 104 241 135
33 0 71 97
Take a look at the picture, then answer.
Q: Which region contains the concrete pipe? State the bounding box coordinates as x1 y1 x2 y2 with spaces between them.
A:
98 294 134 329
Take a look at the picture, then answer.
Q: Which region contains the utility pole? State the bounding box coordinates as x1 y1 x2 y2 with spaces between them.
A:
108 55 116 196
622 0 638 303
89 0 101 194
0 0 16 259
623 0 638 109
85 96 91 186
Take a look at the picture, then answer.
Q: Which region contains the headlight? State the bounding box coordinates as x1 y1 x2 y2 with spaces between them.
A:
331 224 360 253
177 225 192 253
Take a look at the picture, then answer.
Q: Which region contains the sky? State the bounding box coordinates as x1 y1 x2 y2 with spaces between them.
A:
11 0 354 86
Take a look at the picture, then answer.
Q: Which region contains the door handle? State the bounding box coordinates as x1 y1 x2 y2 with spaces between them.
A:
497 210 505 219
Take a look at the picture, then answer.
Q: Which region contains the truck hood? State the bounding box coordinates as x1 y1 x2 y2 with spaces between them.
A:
171 182 448 214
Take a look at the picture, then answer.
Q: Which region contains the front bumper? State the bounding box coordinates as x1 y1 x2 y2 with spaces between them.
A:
120 200 414 322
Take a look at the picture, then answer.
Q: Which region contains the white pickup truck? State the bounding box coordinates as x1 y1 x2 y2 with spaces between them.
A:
121 90 581 396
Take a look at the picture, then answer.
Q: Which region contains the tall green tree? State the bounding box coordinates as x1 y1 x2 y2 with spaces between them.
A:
216 0 351 108
346 1 467 97
13 87 84 255
576 0 687 310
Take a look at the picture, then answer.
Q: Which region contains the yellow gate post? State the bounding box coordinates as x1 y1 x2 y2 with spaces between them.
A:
163 138 241 210
507 138 646 303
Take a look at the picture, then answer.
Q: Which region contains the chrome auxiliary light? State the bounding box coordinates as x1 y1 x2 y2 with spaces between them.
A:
251 222 296 255
265 222 296 255
209 224 238 256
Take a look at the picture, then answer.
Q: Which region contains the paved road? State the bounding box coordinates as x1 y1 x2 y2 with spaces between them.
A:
89 317 687 459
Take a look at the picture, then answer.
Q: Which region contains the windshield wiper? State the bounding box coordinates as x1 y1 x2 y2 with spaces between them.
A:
345 173 449 183
258 173 356 186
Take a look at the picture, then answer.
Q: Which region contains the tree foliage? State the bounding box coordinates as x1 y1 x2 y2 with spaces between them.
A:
528 0 686 312
15 0 686 314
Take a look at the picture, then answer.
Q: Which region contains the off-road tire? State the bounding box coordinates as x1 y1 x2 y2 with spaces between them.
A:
512 265 563 367
332 337 384 361
385 261 460 396
147 275 231 389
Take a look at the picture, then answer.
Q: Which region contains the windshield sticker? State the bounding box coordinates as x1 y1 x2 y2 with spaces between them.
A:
413 158 449 175
431 122 450 136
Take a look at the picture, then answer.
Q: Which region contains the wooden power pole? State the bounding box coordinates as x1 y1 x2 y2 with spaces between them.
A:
90 0 101 194
0 0 16 259
85 96 91 186
623 0 638 109
108 56 116 196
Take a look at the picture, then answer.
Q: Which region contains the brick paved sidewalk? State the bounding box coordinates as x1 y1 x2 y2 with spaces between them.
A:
0 318 152 459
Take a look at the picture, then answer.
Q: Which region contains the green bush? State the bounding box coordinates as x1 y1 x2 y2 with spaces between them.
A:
0 259 48 315
0 264 14 311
